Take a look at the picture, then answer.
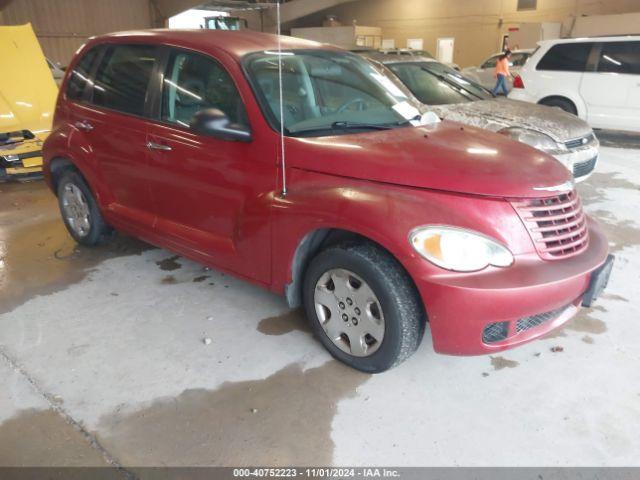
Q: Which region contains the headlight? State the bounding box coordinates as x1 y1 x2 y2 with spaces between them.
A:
1 154 20 163
499 127 559 153
409 226 514 272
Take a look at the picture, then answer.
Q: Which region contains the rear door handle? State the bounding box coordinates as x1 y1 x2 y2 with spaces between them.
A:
146 141 172 151
74 120 94 132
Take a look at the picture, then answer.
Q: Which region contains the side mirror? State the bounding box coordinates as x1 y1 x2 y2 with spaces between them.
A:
190 108 252 142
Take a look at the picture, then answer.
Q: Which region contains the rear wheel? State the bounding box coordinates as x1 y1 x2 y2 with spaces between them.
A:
303 242 425 373
539 97 577 116
57 171 112 246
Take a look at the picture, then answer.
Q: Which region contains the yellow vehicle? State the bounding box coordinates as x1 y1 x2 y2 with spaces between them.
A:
1 24 58 180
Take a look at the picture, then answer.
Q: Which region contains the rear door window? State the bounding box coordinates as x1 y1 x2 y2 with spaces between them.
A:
66 47 100 101
536 43 595 72
510 52 531 67
91 44 159 116
597 41 640 75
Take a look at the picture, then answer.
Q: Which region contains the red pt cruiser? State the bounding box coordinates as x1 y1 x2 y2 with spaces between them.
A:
43 30 613 372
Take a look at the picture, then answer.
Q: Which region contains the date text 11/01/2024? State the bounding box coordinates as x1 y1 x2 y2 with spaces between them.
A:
233 468 401 478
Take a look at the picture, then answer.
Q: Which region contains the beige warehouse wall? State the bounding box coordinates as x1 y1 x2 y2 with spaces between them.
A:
0 0 155 65
288 0 640 68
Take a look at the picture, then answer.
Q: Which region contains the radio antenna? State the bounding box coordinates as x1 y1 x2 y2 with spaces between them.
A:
275 1 288 197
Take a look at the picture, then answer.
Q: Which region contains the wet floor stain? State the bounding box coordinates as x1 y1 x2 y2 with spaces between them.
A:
587 212 640 255
565 313 607 335
96 362 368 466
155 255 181 271
193 275 210 283
582 335 595 344
161 275 178 285
597 131 640 149
0 181 152 315
0 408 109 467
548 309 608 340
490 356 519 370
577 173 640 254
257 308 311 336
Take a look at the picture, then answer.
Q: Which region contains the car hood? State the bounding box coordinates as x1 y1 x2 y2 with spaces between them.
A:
286 120 571 199
0 24 57 136
431 99 592 143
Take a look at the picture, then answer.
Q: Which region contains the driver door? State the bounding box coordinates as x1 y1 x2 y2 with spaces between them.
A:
145 47 274 283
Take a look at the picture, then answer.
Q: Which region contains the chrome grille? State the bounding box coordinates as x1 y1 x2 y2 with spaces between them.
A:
573 156 597 179
565 133 594 150
516 305 569 333
511 190 589 260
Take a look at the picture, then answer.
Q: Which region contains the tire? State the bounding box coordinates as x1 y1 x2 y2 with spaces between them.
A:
303 242 425 373
539 97 577 116
57 170 112 246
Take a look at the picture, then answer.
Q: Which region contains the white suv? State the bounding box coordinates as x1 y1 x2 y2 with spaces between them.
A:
509 36 640 132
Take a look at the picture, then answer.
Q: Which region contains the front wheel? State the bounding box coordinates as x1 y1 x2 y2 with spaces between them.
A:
57 170 112 246
303 242 425 373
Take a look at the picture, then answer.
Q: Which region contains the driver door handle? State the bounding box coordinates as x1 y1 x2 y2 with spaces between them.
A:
146 141 172 151
74 120 94 132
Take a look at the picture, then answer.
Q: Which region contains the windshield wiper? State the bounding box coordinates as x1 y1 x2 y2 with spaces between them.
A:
331 121 395 130
421 68 487 100
289 121 397 135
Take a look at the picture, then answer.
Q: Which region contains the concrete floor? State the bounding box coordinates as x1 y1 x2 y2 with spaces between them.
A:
1 145 639 468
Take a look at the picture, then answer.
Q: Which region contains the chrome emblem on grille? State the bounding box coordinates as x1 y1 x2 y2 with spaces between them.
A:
533 180 574 192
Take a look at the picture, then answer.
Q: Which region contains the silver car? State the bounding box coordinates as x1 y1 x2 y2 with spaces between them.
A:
462 49 533 90
366 53 599 181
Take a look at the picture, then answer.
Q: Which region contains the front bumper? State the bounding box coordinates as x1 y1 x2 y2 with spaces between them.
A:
552 143 599 182
0 150 44 180
412 218 610 355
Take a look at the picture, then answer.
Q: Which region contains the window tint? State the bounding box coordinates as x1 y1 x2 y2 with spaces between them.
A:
597 42 640 74
481 55 499 69
66 47 100 101
91 45 159 116
162 50 247 128
537 43 594 72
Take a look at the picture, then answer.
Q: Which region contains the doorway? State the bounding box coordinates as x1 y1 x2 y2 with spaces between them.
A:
437 37 455 64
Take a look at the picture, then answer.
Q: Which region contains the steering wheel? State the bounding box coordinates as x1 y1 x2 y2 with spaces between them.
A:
337 98 367 114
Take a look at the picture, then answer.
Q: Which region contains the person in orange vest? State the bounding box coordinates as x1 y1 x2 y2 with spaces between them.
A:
492 50 512 96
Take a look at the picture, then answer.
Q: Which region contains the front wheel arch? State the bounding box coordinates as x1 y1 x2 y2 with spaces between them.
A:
285 228 425 316
49 157 81 196
538 96 578 116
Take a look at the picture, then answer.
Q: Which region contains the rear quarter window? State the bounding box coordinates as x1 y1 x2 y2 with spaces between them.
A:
536 43 595 72
65 47 100 101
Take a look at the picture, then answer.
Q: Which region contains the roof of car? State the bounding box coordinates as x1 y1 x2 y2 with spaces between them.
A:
485 49 534 57
361 52 436 65
86 29 338 59
538 35 640 46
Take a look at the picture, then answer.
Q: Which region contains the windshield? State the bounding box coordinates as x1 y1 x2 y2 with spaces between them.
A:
388 61 493 105
245 50 425 136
